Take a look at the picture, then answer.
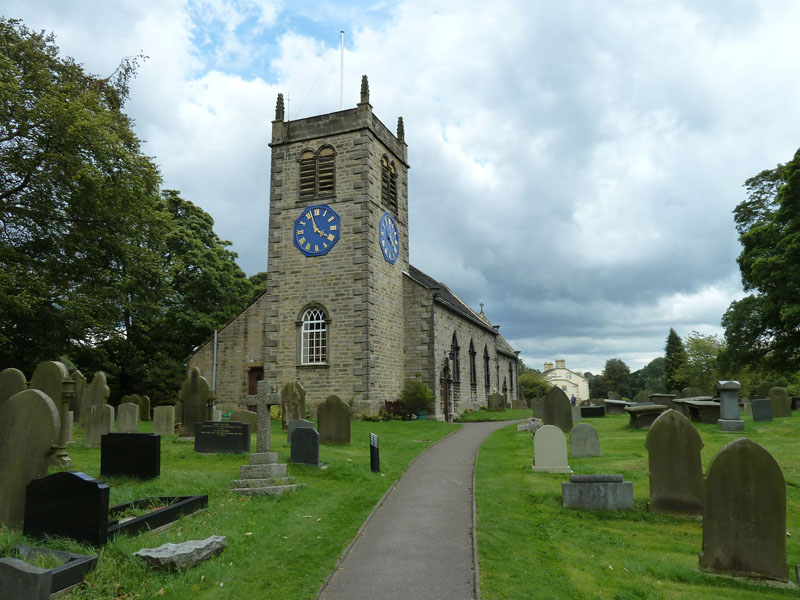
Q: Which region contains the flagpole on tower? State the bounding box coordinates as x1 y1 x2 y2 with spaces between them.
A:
340 30 344 109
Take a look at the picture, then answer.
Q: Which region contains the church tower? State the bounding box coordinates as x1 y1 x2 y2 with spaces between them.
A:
262 77 409 413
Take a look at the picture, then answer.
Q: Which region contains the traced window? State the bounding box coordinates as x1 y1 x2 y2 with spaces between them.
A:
483 346 490 392
469 340 477 387
381 155 398 212
299 146 336 201
451 333 460 383
508 363 514 396
301 307 327 364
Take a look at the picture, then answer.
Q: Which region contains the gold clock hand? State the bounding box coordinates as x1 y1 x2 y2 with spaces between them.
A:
309 214 322 234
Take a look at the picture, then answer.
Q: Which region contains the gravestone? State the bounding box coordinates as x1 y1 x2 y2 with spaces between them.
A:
0 389 60 530
212 408 222 422
685 400 720 424
281 381 306 430
646 409 703 514
511 398 524 410
370 432 380 473
65 411 74 442
570 423 600 457
717 380 744 431
632 390 650 404
649 393 677 411
138 395 151 422
603 399 629 415
230 409 258 430
101 433 160 479
0 367 27 407
79 372 110 430
680 386 706 399
179 367 212 436
85 404 114 448
580 405 605 418
174 400 183 423
153 405 175 436
540 386 573 433
30 361 72 466
318 395 350 445
70 369 86 422
700 438 787 581
767 387 791 418
287 418 315 445
117 402 139 433
194 422 250 454
624 403 667 428
290 427 320 466
532 424 572 473
562 474 633 510
487 392 505 411
571 406 582 423
751 398 772 421
756 380 775 399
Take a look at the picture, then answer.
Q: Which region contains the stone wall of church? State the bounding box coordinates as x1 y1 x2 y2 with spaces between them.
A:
402 276 437 394
188 293 268 409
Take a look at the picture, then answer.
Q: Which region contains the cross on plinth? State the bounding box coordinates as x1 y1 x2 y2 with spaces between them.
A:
255 380 278 453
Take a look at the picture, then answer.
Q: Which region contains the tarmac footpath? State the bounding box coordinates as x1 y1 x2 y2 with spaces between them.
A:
316 420 515 600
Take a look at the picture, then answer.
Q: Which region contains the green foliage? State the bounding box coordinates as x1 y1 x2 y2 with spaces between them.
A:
664 328 688 391
678 331 725 394
630 357 666 395
518 370 550 400
248 271 268 302
724 149 800 372
399 377 435 413
590 358 631 399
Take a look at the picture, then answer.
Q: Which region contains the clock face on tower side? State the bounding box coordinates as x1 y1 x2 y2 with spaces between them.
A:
379 212 400 264
293 204 341 257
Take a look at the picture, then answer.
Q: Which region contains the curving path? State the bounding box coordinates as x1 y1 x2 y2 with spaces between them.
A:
317 420 514 600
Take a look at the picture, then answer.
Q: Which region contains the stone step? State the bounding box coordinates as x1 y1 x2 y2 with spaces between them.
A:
231 483 303 497
249 452 279 464
240 463 287 479
230 477 293 488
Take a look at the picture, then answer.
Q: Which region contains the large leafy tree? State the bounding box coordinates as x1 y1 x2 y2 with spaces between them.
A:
0 18 164 371
591 358 631 399
679 331 725 394
664 328 688 391
630 357 666 395
722 150 800 372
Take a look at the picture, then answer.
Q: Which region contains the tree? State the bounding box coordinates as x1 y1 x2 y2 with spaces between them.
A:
591 358 631 399
0 18 163 373
679 332 725 394
518 370 550 400
630 357 666 395
664 329 688 391
249 271 268 303
722 149 800 371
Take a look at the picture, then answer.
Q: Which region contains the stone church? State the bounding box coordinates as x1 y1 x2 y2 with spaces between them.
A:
189 77 519 421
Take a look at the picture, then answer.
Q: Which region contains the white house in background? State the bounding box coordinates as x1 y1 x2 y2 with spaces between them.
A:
542 359 590 404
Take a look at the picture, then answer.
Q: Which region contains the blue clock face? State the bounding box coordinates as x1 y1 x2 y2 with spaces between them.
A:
379 212 400 264
294 204 340 257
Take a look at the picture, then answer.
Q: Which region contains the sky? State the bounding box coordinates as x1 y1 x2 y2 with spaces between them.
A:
4 0 800 375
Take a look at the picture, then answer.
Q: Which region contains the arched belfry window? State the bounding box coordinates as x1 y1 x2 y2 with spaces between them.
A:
509 363 514 396
469 340 477 387
483 346 490 392
299 146 336 201
300 306 328 364
381 155 398 212
450 333 460 383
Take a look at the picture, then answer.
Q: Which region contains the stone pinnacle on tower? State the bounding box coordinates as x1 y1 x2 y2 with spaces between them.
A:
275 93 285 121
397 116 405 142
360 75 369 104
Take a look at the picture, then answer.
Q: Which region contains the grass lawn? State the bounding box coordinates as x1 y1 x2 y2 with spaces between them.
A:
0 418 459 599
475 413 800 599
458 408 534 422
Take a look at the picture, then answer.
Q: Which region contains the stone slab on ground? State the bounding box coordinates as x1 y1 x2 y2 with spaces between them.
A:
562 474 634 510
134 535 226 570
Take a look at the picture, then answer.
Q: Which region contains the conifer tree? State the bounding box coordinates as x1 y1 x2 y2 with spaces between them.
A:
664 328 688 391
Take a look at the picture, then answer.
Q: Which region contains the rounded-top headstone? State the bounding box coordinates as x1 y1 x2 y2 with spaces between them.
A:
0 367 27 407
542 386 573 433
29 361 69 408
532 424 571 473
700 437 787 581
645 409 703 514
570 423 600 458
317 395 351 445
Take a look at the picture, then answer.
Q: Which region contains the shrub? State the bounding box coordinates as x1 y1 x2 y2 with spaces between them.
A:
399 377 434 414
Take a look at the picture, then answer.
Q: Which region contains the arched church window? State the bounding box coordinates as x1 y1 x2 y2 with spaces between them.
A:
381 155 398 212
317 146 335 196
483 346 490 392
469 340 477 387
509 363 514 396
301 306 328 364
451 333 460 383
299 150 316 201
298 146 336 201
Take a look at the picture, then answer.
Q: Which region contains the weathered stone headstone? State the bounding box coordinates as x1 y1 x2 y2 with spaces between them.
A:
0 367 27 407
134 535 226 569
85 404 114 448
751 398 772 421
562 474 633 510
632 390 650 404
700 438 787 581
570 423 600 458
212 408 222 422
290 427 320 466
178 367 211 436
287 419 315 445
153 405 175 436
0 389 60 529
649 393 677 411
70 369 86 422
79 372 110 430
646 409 703 514
281 381 306 430
487 392 505 411
680 386 706 399
65 411 74 442
138 395 151 422
540 386 573 433
756 380 775 399
571 406 582 423
230 409 258 429
117 403 139 433
532 424 572 473
30 361 72 466
511 398 524 410
174 400 183 423
767 387 791 418
717 380 744 431
318 395 351 445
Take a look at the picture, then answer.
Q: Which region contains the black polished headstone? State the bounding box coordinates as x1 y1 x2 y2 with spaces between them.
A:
24 472 110 546
290 427 319 465
101 433 161 479
194 421 250 454
287 418 315 445
370 432 380 474
580 405 606 418
751 398 773 422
